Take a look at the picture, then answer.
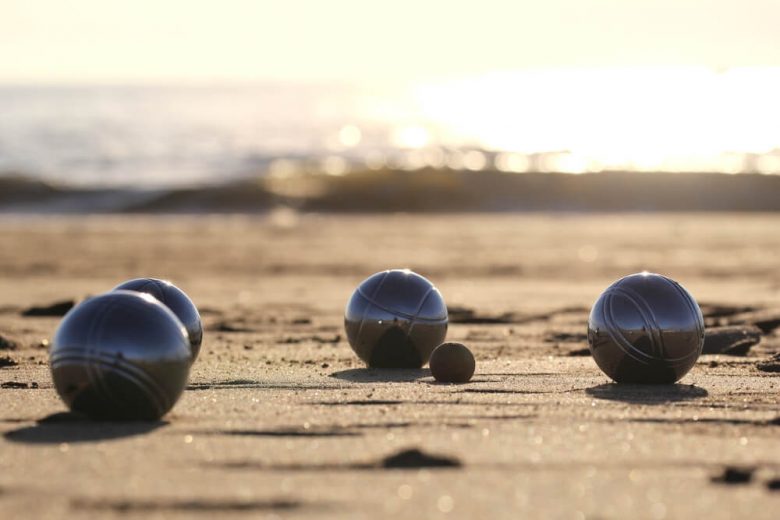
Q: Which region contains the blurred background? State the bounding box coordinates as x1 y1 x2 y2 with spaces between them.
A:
1 0 780 211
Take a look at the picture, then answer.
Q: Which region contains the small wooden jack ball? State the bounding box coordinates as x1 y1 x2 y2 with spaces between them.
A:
429 342 475 383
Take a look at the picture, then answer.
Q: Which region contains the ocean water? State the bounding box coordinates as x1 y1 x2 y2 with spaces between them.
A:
2 71 780 187
0 83 433 187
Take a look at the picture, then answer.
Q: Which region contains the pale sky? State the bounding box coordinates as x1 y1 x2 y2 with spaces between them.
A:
1 0 779 83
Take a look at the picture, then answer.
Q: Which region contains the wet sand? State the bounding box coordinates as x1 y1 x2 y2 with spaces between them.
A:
0 213 778 518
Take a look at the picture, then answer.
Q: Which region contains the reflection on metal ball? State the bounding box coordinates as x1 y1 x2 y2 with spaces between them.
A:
345 269 448 368
50 291 191 420
588 272 705 384
114 278 202 362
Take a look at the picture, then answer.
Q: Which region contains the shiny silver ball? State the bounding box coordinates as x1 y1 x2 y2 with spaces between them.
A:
113 278 202 362
50 291 191 420
345 269 448 368
588 272 704 384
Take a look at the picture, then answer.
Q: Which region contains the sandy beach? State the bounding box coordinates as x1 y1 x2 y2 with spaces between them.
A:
0 213 778 519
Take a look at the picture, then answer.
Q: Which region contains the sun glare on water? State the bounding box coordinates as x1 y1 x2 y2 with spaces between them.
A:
409 67 780 174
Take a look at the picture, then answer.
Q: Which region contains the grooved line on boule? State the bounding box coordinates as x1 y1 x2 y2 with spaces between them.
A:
149 279 169 305
664 277 705 342
616 283 700 363
89 348 118 409
406 286 436 337
52 347 173 403
84 298 120 407
602 286 701 366
55 357 168 417
52 350 171 416
613 285 667 358
602 291 655 365
355 288 447 323
354 270 390 349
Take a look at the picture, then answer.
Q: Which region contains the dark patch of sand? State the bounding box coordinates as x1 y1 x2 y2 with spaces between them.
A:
0 356 18 368
710 466 755 485
21 300 74 317
703 326 763 355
